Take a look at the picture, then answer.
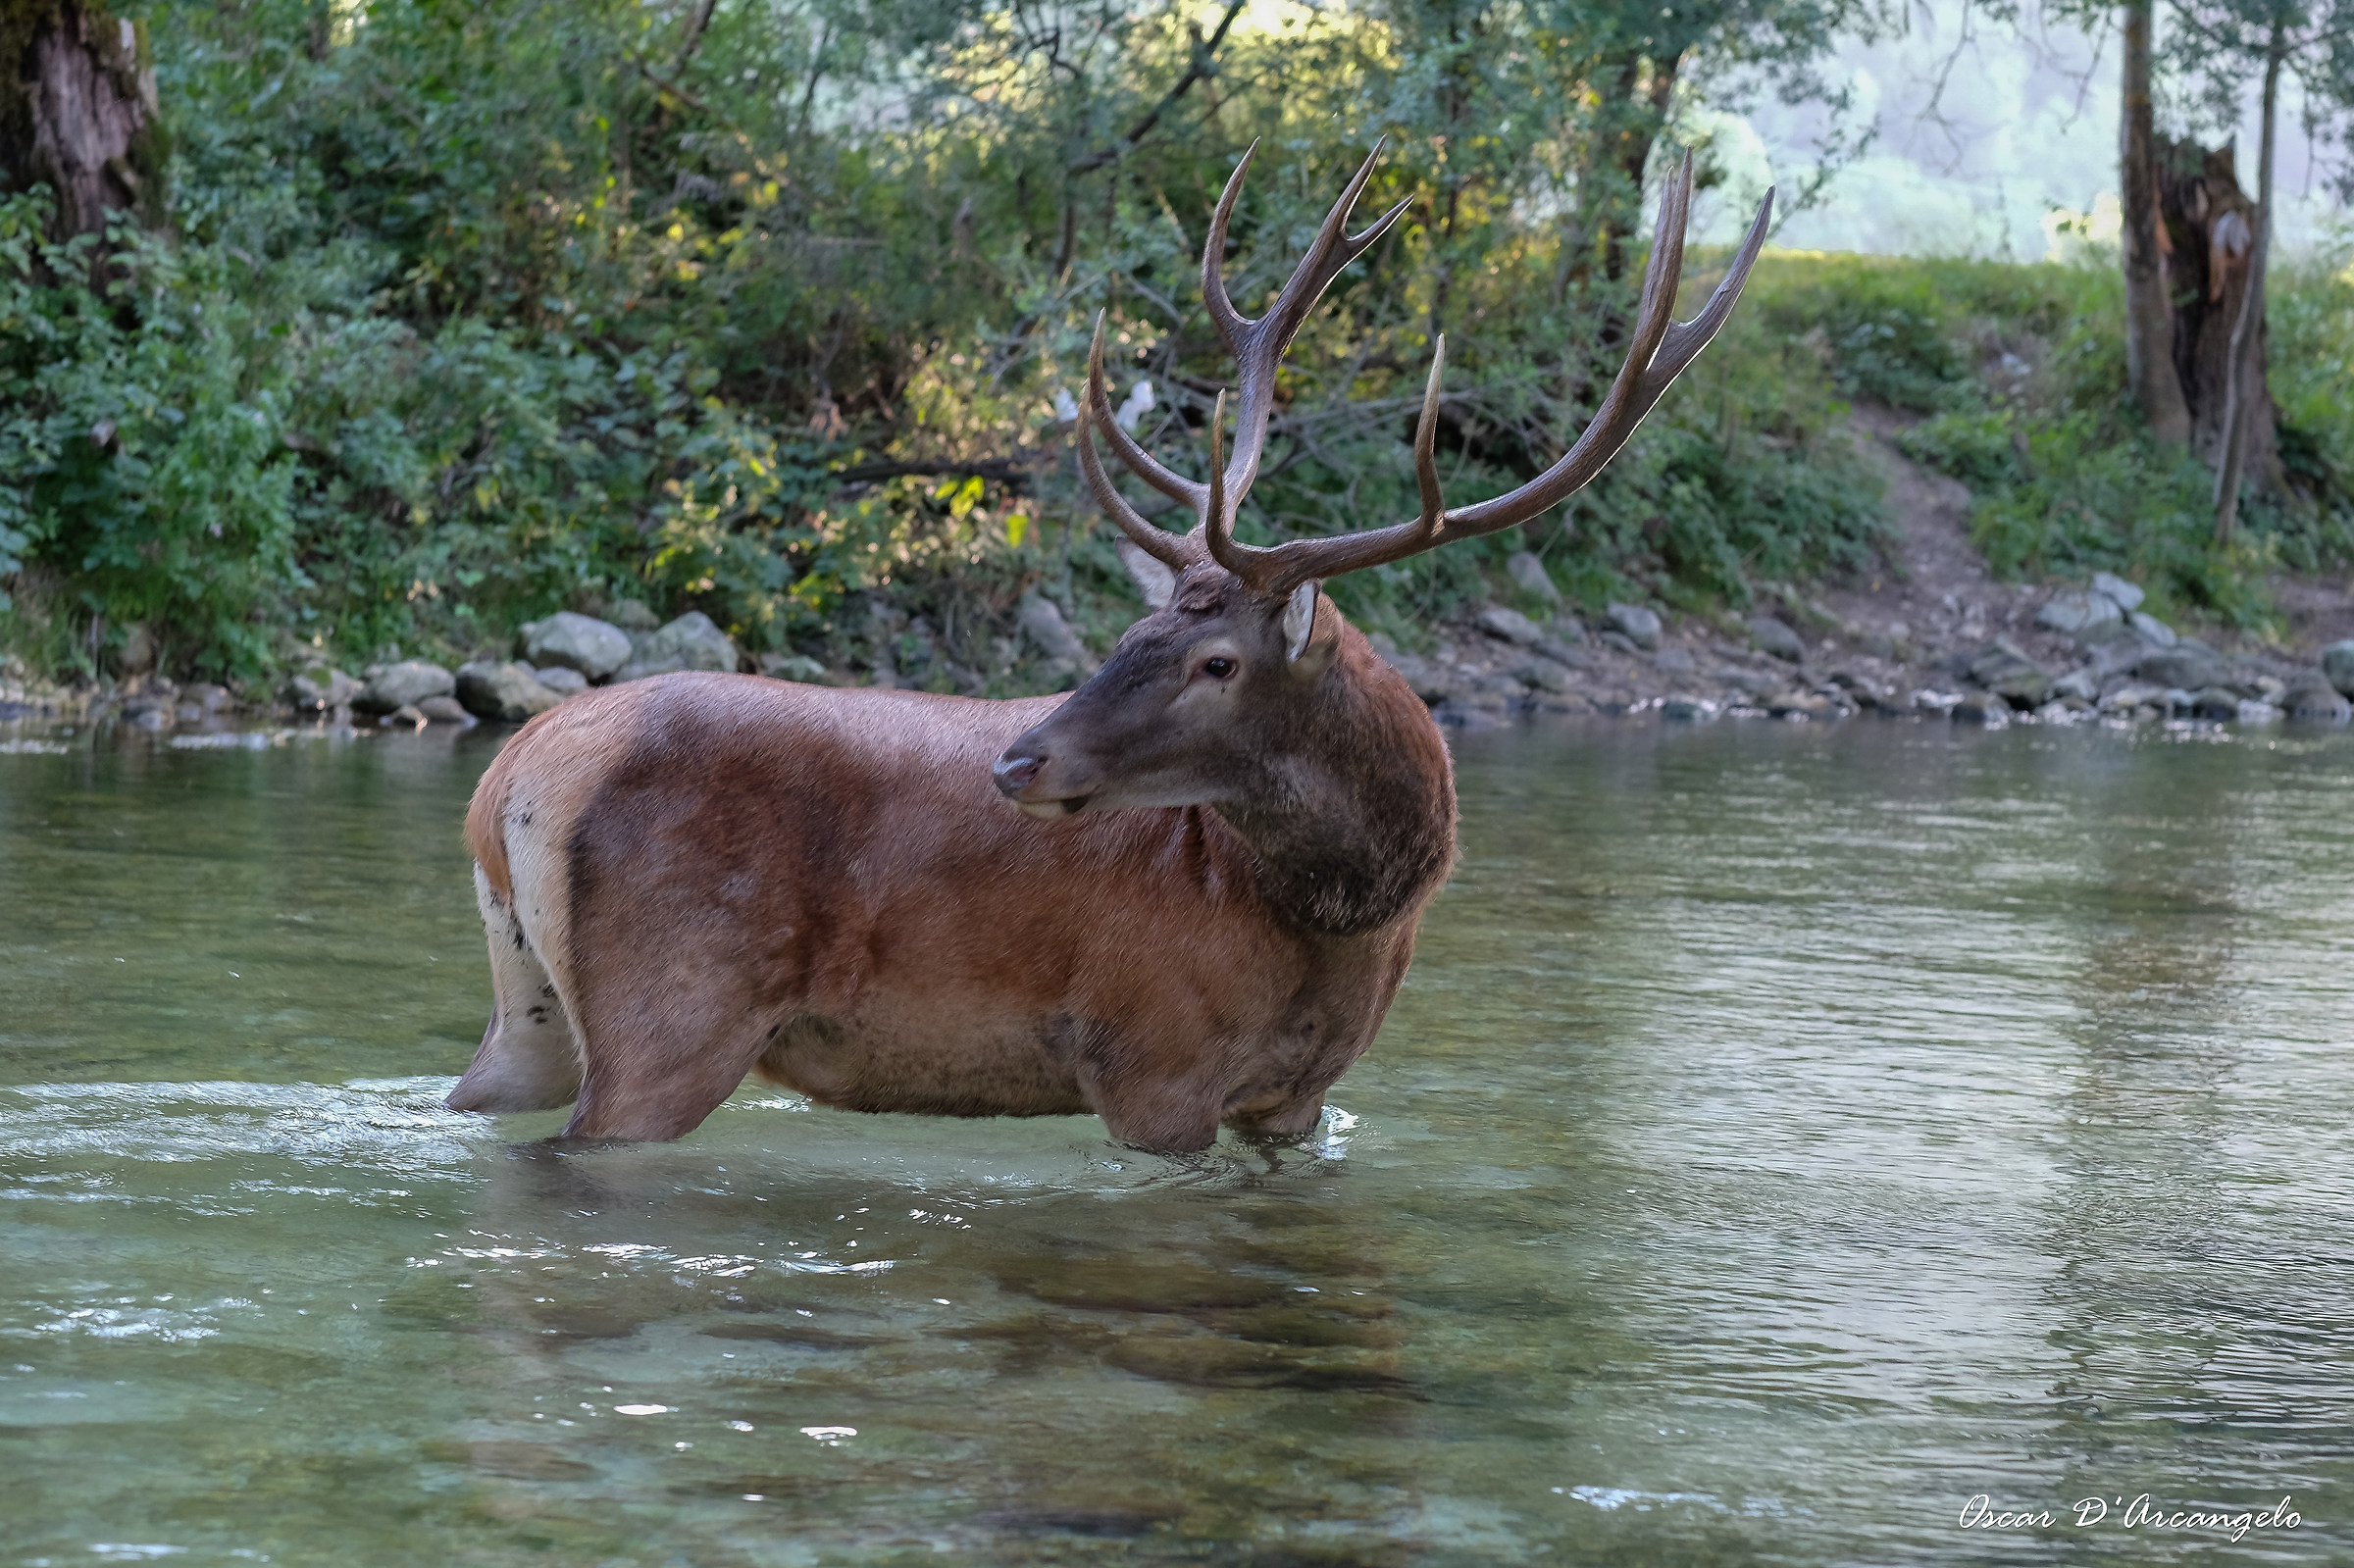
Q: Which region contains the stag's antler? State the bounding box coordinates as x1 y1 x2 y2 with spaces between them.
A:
1077 143 1774 595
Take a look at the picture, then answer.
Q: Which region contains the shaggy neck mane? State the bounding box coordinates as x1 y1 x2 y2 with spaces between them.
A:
1215 629 1458 937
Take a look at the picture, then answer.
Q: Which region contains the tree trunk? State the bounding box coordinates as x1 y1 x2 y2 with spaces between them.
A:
2120 0 2192 443
2213 29 2286 542
2157 136 2281 492
0 0 164 243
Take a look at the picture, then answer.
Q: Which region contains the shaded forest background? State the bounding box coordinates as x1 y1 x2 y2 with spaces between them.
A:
2 0 2351 689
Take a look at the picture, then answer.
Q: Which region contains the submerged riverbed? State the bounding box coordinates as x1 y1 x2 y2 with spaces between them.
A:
4 718 2352 1565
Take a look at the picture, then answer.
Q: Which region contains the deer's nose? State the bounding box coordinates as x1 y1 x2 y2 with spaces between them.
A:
993 749 1044 797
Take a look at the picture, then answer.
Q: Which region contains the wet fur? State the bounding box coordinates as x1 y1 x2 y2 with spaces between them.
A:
454 604 1456 1151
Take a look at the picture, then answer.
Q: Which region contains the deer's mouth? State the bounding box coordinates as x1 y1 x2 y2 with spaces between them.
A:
1017 793 1091 821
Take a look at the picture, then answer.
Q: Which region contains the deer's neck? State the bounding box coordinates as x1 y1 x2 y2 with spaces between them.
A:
1216 641 1458 938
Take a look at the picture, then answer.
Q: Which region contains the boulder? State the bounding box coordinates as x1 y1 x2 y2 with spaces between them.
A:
2035 589 2123 639
1951 691 2009 727
355 661 456 715
2282 682 2352 722
1517 661 1574 695
1017 593 1096 672
1476 605 1546 647
2129 611 2176 648
608 599 662 632
2138 642 2230 692
1653 647 1697 675
525 612 634 681
2091 571 2145 613
1967 639 2050 708
2050 668 2099 702
533 666 589 697
382 703 428 729
1605 603 1662 651
2186 685 2243 721
1660 695 1716 721
456 660 563 724
417 694 478 728
756 654 828 685
287 668 362 713
615 612 740 682
1506 551 1561 604
1381 651 1458 705
1748 616 1806 662
2321 639 2354 697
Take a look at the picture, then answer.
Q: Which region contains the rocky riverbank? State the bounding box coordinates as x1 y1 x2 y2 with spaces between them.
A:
1382 559 2354 731
5 563 2353 740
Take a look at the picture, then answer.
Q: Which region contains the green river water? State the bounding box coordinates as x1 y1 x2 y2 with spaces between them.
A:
3 716 2352 1566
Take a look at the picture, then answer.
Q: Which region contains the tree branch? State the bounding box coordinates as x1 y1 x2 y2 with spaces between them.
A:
1066 0 1249 177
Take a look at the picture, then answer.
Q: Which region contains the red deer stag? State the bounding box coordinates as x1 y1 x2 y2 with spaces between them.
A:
451 145 1770 1151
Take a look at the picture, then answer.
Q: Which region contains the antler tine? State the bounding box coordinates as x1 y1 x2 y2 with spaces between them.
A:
1411 333 1447 535
1202 389 1254 578
1076 404 1197 571
1232 155 1773 594
1074 317 1198 570
1199 140 1412 553
1201 140 1260 358
1086 312 1203 510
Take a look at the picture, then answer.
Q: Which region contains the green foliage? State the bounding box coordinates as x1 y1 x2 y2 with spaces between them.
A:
4 0 2340 682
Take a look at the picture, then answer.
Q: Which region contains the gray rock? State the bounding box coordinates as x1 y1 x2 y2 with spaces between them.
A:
1952 691 2009 727
1505 551 1561 604
2080 625 2151 678
2091 571 2146 613
2138 643 2229 692
456 660 563 724
1716 667 1781 699
383 703 428 729
2129 611 2176 647
1517 661 1574 695
1017 593 1096 672
355 660 457 714
418 694 478 728
2050 668 2099 702
1748 616 1806 662
182 683 230 714
533 666 589 697
1598 630 1640 655
1477 605 1547 647
2187 685 2243 721
1660 695 1716 721
616 613 739 682
526 612 634 681
2101 683 2167 712
2283 683 2352 721
756 654 827 685
609 599 661 632
2236 699 2283 725
1605 603 1662 650
287 668 362 713
1767 689 1833 719
2322 639 2354 697
1967 639 2050 708
2035 589 2123 638
1653 647 1697 675
2033 585 2127 635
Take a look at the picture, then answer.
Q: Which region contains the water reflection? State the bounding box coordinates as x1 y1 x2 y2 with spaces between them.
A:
6 719 2354 1562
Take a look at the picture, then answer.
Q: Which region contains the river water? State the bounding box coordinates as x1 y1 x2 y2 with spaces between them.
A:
3 716 2351 1565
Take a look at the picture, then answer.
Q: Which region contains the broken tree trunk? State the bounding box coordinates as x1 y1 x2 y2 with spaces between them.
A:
0 0 165 244
2121 0 2192 444
2157 135 2284 497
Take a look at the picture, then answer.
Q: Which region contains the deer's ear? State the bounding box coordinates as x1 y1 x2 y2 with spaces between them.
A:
1119 541 1177 609
1283 581 1337 678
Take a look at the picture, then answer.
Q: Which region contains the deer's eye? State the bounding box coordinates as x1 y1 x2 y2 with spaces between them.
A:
1201 657 1238 681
